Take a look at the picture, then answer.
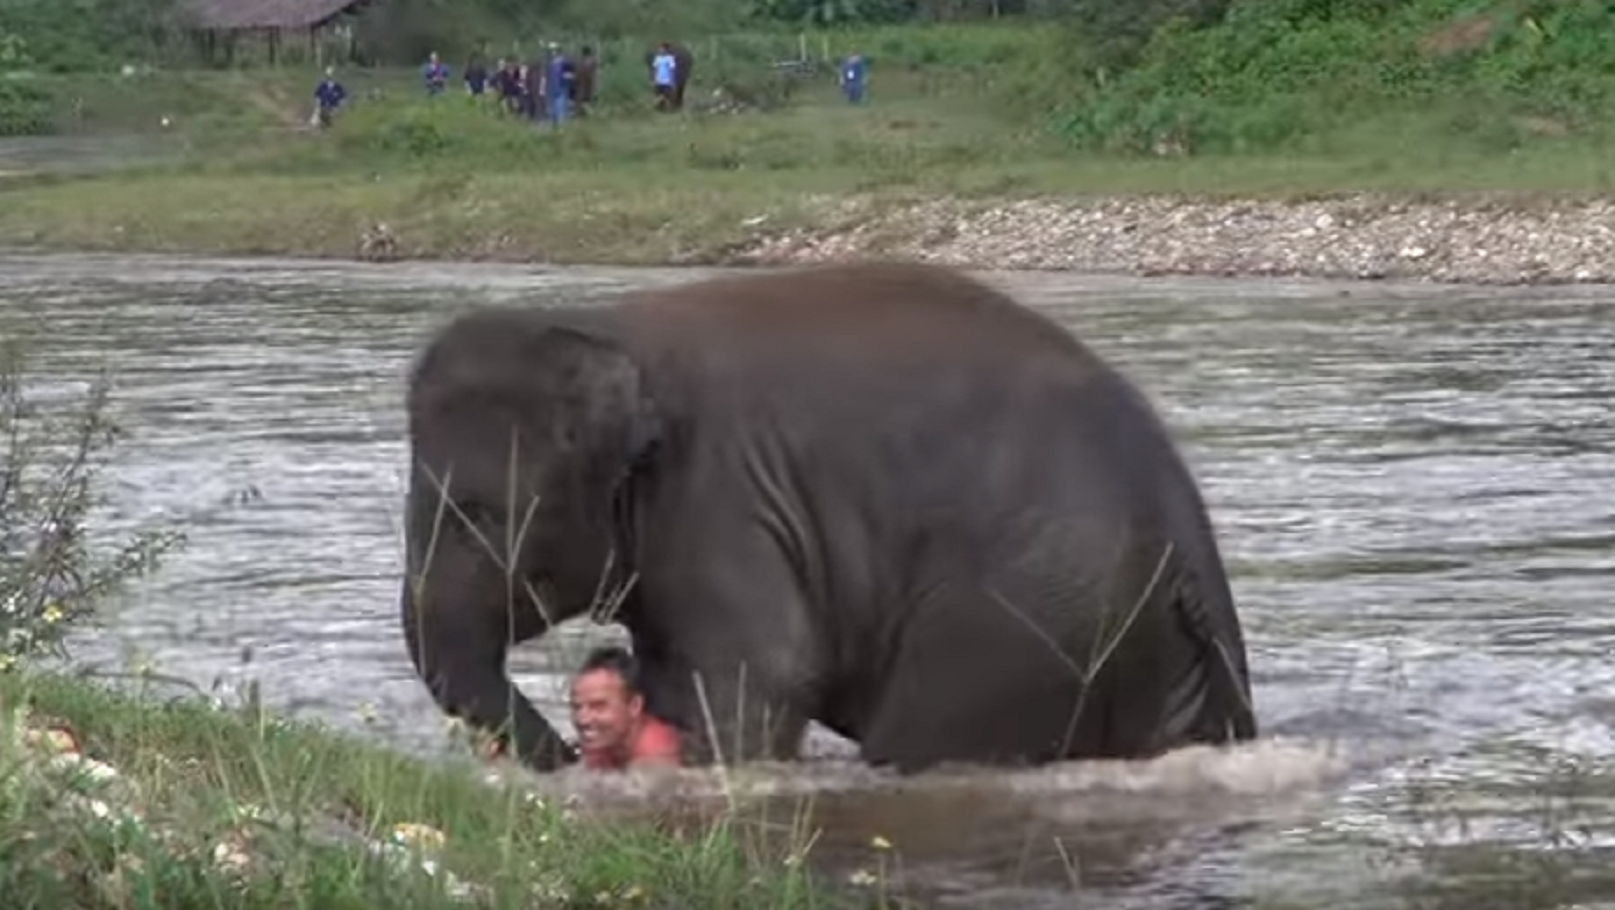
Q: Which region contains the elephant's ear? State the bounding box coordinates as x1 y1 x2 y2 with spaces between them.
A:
536 326 661 469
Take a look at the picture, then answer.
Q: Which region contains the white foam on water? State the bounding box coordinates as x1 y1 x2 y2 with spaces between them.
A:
496 735 1355 830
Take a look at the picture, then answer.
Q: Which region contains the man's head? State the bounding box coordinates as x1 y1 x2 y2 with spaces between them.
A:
570 646 646 756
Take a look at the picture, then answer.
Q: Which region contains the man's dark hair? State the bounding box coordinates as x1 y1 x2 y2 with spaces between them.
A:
578 645 644 695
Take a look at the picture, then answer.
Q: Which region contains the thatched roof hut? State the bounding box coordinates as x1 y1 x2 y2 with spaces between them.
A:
182 0 375 31
178 0 380 66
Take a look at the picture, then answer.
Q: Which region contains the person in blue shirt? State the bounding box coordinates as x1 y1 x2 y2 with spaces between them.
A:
545 43 574 124
422 52 449 95
840 52 868 105
313 67 346 128
650 42 677 112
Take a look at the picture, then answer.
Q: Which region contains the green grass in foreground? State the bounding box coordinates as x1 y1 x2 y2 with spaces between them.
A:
0 670 873 910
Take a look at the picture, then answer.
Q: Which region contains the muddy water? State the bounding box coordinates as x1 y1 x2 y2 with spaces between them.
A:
4 251 1614 909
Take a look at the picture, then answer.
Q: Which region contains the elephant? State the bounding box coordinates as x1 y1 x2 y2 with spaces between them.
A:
399 261 1258 774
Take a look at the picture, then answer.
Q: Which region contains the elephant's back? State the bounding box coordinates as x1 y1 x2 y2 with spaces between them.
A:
615 262 1199 519
612 261 1178 481
615 261 1100 377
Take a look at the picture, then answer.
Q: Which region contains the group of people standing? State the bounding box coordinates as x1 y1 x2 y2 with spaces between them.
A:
450 46 602 123
435 42 687 124
313 40 865 130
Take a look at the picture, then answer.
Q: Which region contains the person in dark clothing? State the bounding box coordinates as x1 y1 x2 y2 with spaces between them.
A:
571 45 598 116
464 56 489 96
312 66 346 128
840 52 868 105
522 57 546 120
494 59 523 116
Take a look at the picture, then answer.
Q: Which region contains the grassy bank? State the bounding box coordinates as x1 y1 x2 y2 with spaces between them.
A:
0 670 870 909
7 72 1615 266
6 125 1615 268
8 5 1615 265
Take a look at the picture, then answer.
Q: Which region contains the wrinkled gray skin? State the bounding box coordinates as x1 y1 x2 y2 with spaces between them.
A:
400 262 1258 774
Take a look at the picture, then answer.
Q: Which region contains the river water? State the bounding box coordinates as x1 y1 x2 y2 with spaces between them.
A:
3 251 1614 909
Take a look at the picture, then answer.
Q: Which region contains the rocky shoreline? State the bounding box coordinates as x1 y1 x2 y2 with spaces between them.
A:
732 192 1615 286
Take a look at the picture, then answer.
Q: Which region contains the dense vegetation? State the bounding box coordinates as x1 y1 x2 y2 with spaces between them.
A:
1058 0 1615 155
7 0 1615 158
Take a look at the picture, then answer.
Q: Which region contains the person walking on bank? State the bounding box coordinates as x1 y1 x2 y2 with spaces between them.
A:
650 42 677 112
312 66 346 128
840 51 869 105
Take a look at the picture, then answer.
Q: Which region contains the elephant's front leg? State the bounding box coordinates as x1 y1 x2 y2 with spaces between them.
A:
678 653 811 766
639 544 816 767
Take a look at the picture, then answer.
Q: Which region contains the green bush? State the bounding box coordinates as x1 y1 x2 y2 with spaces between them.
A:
0 338 182 670
1051 0 1615 155
0 78 51 135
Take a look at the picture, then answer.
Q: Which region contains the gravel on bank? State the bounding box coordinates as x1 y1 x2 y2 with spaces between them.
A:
731 193 1615 285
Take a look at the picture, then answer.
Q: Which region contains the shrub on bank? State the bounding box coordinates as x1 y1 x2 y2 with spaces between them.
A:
0 78 52 136
1055 0 1615 155
0 338 182 665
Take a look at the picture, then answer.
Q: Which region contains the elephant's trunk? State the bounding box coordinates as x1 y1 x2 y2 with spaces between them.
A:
400 566 576 771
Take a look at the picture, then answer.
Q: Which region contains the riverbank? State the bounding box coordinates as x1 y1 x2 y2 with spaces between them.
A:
0 671 868 909
8 46 1615 287
740 191 1615 286
7 169 1615 285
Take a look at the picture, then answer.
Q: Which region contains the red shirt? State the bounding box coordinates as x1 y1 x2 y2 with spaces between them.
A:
580 716 683 771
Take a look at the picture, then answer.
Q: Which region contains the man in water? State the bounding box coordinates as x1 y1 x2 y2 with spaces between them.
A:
569 646 682 771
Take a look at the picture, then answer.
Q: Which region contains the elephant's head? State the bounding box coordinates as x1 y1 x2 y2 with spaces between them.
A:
399 306 660 771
